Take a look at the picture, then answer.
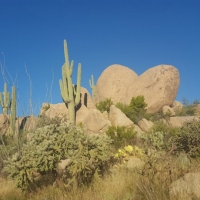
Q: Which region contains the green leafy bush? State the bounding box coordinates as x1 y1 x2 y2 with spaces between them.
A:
173 120 200 157
4 122 112 191
116 95 148 124
96 98 113 113
106 126 137 148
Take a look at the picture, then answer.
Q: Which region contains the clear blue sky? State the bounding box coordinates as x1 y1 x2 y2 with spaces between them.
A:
0 0 200 116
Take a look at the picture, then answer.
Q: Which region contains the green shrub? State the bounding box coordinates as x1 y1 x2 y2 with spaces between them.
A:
173 120 200 157
150 121 179 137
96 98 113 113
116 95 148 124
3 122 112 191
141 131 166 151
106 126 137 149
36 114 67 128
176 98 197 116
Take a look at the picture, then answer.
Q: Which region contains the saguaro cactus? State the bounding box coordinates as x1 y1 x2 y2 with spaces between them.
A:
0 82 11 115
89 75 96 98
59 40 81 124
10 86 16 136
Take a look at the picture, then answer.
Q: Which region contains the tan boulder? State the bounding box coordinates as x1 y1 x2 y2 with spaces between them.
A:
56 159 71 176
127 65 180 113
80 87 96 109
171 101 183 114
169 172 200 200
102 111 109 120
83 109 111 132
76 105 90 125
138 118 154 132
40 87 95 120
94 64 179 114
19 115 38 131
169 116 199 128
162 105 175 116
40 102 68 119
109 105 134 127
134 124 144 136
93 64 138 104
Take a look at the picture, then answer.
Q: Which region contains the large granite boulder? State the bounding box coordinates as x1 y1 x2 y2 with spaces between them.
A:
94 64 180 114
19 115 38 131
93 64 138 104
40 87 95 119
81 108 111 132
169 116 199 127
126 65 180 113
109 105 134 127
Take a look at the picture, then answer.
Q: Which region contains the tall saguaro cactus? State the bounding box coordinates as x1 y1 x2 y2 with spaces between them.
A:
89 75 96 98
59 40 82 124
10 86 16 136
0 82 11 115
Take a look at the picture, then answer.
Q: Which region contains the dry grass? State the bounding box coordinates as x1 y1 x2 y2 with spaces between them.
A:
0 177 26 200
1 157 199 200
0 168 138 200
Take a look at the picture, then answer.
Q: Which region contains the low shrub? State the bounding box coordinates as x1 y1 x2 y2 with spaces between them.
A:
36 114 66 128
141 131 166 151
176 98 197 116
3 122 112 191
96 98 113 113
173 120 200 157
116 95 148 124
106 126 137 149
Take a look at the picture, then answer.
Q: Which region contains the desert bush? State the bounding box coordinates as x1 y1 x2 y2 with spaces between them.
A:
176 98 197 116
141 121 180 152
3 122 112 191
150 121 174 134
173 120 200 157
0 130 27 177
95 98 113 113
116 95 148 124
141 131 166 151
106 126 137 149
36 114 67 128
136 151 194 200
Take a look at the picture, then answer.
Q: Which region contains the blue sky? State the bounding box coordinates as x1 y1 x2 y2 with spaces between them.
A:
0 0 200 116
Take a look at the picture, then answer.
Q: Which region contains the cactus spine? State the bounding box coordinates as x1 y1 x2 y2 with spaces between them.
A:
10 86 16 136
59 40 81 124
89 75 96 98
0 82 11 115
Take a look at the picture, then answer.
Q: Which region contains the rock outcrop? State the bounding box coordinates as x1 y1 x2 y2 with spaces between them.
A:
162 105 175 116
171 101 183 114
109 105 134 127
94 64 180 114
138 118 154 132
93 64 138 104
169 116 199 127
127 65 180 113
